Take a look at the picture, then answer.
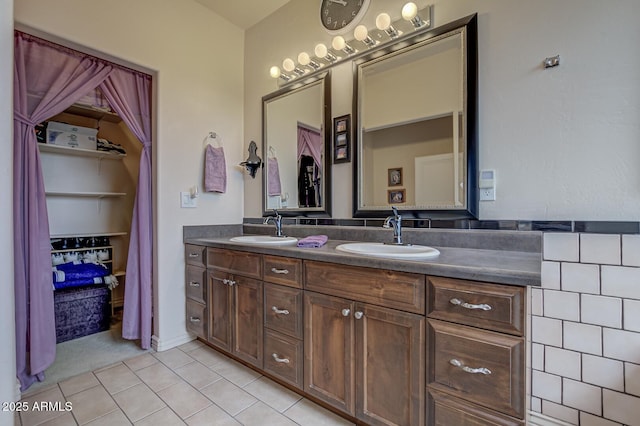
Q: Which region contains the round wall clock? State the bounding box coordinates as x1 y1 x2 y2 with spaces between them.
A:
320 0 371 35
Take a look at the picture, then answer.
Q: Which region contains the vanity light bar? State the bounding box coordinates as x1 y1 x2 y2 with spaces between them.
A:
269 2 432 84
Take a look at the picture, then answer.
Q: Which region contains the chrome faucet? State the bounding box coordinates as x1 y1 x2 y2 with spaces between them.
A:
263 209 284 237
383 207 403 245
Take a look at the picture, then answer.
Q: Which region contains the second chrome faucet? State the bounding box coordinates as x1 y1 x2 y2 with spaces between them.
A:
383 206 404 245
263 208 284 237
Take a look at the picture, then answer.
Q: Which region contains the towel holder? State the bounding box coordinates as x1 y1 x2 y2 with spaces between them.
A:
203 131 222 148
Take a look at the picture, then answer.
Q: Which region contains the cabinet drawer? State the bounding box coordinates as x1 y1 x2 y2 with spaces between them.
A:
264 329 303 390
428 388 524 426
428 277 525 336
264 283 303 339
185 244 206 267
305 261 425 315
186 265 206 304
428 319 525 419
263 255 302 288
207 248 262 279
186 299 207 339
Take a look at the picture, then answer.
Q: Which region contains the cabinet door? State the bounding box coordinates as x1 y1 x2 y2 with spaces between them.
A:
304 292 355 415
208 270 232 352
232 276 263 368
355 303 425 426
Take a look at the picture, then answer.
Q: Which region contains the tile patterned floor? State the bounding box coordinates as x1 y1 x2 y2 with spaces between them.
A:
17 340 354 426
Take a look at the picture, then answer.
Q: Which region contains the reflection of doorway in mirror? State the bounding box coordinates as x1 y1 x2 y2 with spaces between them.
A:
297 124 322 207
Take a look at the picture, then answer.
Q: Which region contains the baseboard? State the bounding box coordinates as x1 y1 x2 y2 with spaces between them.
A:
151 332 195 352
14 378 21 402
528 411 574 426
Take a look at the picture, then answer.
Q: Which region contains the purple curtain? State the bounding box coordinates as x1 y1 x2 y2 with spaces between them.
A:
297 125 322 171
100 70 153 349
13 31 113 390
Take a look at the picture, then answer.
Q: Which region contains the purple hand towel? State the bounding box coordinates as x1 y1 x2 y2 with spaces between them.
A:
297 235 328 248
205 145 227 193
268 157 282 196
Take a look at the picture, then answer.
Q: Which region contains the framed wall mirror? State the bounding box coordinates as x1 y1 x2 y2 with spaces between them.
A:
353 14 478 218
262 71 332 216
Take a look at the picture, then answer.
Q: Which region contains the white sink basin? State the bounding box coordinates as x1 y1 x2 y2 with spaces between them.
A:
335 242 440 260
229 235 298 246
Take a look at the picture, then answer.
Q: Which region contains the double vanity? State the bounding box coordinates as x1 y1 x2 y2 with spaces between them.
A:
184 225 539 426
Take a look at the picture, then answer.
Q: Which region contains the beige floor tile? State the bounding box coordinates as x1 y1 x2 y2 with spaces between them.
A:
95 364 141 395
59 372 100 397
210 357 261 388
187 347 228 368
135 362 182 392
284 399 354 426
199 379 258 417
21 383 60 399
38 412 77 426
134 407 185 426
123 354 158 372
184 404 240 426
112 383 166 423
153 349 194 370
93 362 126 375
66 385 118 425
20 386 68 426
236 401 299 426
84 410 131 426
173 361 222 390
156 382 212 419
177 340 204 353
243 376 302 413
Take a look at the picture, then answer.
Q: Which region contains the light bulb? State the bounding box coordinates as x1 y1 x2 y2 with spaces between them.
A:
315 43 328 57
269 66 281 78
401 2 418 20
282 58 295 73
298 52 311 66
354 25 369 41
332 36 346 51
376 13 391 30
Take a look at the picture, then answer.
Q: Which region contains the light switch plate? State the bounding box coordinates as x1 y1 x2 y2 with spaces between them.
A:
181 192 197 208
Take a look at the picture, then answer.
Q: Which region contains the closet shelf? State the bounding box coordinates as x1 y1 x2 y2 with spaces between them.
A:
50 231 128 239
65 104 121 123
113 270 126 277
45 191 126 198
38 143 126 159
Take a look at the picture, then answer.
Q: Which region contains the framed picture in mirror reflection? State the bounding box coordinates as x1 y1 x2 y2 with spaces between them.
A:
333 114 350 163
388 167 403 186
388 189 406 204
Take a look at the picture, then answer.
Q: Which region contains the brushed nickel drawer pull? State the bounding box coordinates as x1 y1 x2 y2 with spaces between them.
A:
189 316 201 323
271 306 290 315
354 311 364 320
342 308 351 317
189 281 200 287
222 278 236 286
450 298 492 311
272 353 290 364
449 358 491 375
188 253 199 258
271 267 290 275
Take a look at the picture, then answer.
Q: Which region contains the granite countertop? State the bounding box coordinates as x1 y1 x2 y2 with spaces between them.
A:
184 235 541 287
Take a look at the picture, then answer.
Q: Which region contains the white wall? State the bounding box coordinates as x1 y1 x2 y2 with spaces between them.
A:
0 0 17 421
14 0 245 351
244 0 640 220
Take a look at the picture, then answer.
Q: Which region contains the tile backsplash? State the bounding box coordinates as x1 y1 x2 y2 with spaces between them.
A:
532 233 640 425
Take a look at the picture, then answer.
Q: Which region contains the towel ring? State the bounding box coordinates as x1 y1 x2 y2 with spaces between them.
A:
269 146 276 158
204 131 222 148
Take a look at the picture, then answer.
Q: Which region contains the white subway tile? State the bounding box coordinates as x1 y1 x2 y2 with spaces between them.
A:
563 378 602 415
623 235 640 267
603 389 640 425
624 299 640 332
531 288 543 316
532 316 563 347
624 362 640 397
532 343 545 371
581 294 622 329
603 328 640 363
580 412 622 426
532 370 562 403
542 261 561 290
580 234 621 265
545 347 580 380
601 266 640 300
530 396 542 413
564 322 602 356
562 263 600 294
582 354 624 391
544 233 579 262
544 290 580 321
541 399 579 425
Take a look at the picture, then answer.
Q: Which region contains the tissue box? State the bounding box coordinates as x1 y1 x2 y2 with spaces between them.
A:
46 121 98 150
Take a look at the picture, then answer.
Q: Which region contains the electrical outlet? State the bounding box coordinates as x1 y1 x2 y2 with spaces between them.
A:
181 192 198 208
479 188 496 201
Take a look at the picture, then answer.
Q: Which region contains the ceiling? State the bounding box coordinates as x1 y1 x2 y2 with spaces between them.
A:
194 0 292 29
